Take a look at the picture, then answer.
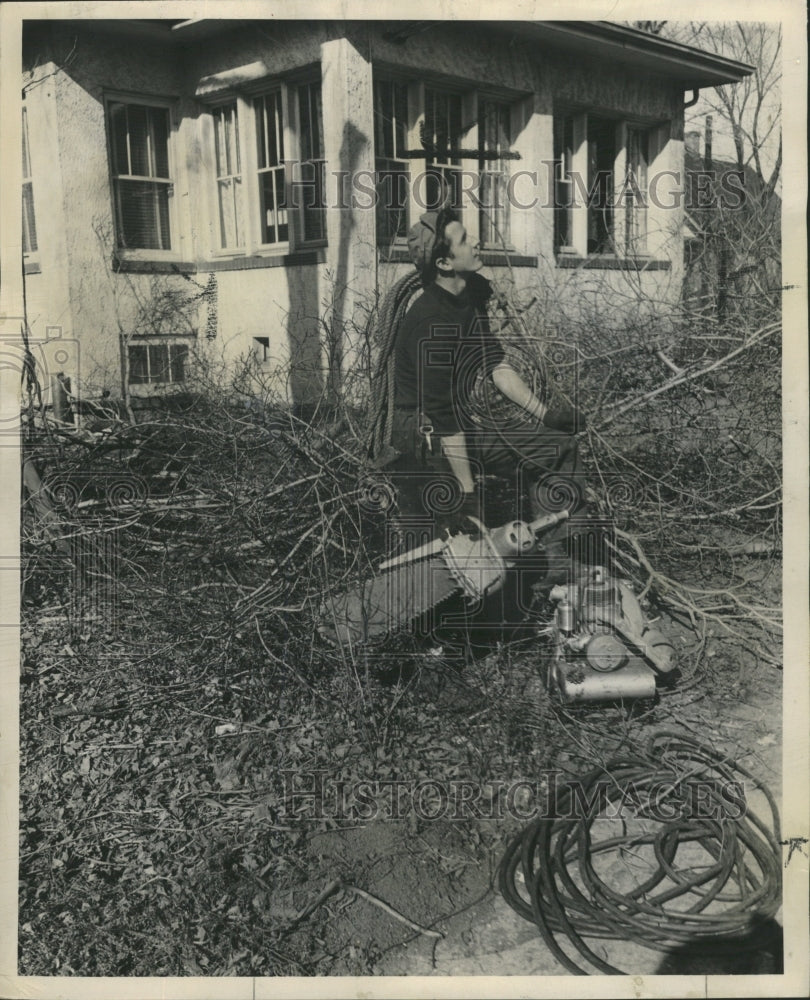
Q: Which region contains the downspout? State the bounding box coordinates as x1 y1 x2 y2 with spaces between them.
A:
684 88 700 108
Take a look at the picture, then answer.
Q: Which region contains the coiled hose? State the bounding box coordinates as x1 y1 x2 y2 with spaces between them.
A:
498 730 782 975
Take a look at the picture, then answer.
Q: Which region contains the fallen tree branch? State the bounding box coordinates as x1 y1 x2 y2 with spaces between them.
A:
598 322 779 427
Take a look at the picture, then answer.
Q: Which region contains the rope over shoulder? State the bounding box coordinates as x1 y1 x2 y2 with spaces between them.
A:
366 271 423 463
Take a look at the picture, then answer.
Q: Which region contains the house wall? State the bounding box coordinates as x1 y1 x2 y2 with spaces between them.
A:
23 20 691 406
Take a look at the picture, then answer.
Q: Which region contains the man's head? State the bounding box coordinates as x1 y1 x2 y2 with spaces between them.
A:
407 208 482 286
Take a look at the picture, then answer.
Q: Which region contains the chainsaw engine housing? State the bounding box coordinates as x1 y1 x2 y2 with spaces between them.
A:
546 567 674 703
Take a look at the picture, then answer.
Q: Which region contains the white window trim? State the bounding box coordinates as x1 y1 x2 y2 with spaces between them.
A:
127 336 192 393
201 79 326 260
556 110 667 260
104 91 183 263
209 100 247 256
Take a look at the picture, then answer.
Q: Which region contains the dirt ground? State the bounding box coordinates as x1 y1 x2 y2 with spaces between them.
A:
274 621 784 978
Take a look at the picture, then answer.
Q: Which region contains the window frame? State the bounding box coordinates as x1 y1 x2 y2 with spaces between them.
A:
373 75 517 252
202 77 326 260
211 100 246 253
127 338 191 391
104 91 180 261
553 109 659 261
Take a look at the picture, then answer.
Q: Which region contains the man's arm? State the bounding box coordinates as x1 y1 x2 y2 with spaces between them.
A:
490 362 548 422
440 432 476 494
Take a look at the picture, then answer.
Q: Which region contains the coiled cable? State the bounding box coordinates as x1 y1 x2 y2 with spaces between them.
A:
498 730 782 975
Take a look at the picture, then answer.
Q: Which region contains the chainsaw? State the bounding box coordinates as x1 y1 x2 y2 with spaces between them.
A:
319 511 677 703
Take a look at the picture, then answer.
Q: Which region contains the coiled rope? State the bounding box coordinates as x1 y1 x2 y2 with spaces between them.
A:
498 730 782 975
366 271 423 462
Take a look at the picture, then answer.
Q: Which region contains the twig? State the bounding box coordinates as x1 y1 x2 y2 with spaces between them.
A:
342 884 444 938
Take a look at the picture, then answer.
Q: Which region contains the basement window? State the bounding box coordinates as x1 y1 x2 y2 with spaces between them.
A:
128 341 189 385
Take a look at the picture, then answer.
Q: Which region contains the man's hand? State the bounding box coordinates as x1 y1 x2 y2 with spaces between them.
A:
542 405 587 434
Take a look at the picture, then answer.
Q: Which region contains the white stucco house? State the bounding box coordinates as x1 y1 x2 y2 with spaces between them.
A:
19 18 752 413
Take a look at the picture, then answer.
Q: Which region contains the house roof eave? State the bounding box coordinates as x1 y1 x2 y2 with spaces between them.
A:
520 21 755 87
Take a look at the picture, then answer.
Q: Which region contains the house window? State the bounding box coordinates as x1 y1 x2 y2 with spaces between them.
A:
254 91 288 245
373 79 409 244
213 103 244 249
22 106 37 255
372 79 515 249
128 341 189 385
108 100 173 251
205 80 325 255
554 112 654 258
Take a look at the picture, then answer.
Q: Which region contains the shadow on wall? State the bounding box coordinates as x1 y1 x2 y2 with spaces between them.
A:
329 120 369 402
283 265 324 415
283 120 370 417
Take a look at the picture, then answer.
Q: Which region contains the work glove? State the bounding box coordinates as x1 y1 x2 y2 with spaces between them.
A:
542 405 587 434
436 490 483 538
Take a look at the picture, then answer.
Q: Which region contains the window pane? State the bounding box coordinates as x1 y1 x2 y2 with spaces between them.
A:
22 107 32 178
296 84 325 243
259 166 288 244
126 105 150 176
109 102 130 175
425 90 462 166
298 82 323 161
374 80 407 159
625 128 649 253
108 101 173 251
553 115 575 249
151 108 170 177
150 343 170 383
374 80 409 245
296 161 326 242
587 117 616 253
376 162 409 243
218 177 244 249
170 343 189 383
215 103 239 175
115 180 171 249
479 100 511 246
255 93 283 170
128 344 149 383
23 183 38 254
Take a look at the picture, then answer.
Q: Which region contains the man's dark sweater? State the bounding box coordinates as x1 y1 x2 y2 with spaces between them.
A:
393 276 505 435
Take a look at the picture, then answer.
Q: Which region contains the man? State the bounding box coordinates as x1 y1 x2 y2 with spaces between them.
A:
389 207 586 566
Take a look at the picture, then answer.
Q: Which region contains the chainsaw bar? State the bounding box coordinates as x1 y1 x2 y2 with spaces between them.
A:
319 556 461 646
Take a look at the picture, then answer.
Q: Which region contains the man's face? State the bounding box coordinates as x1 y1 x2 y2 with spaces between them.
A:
438 220 482 276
